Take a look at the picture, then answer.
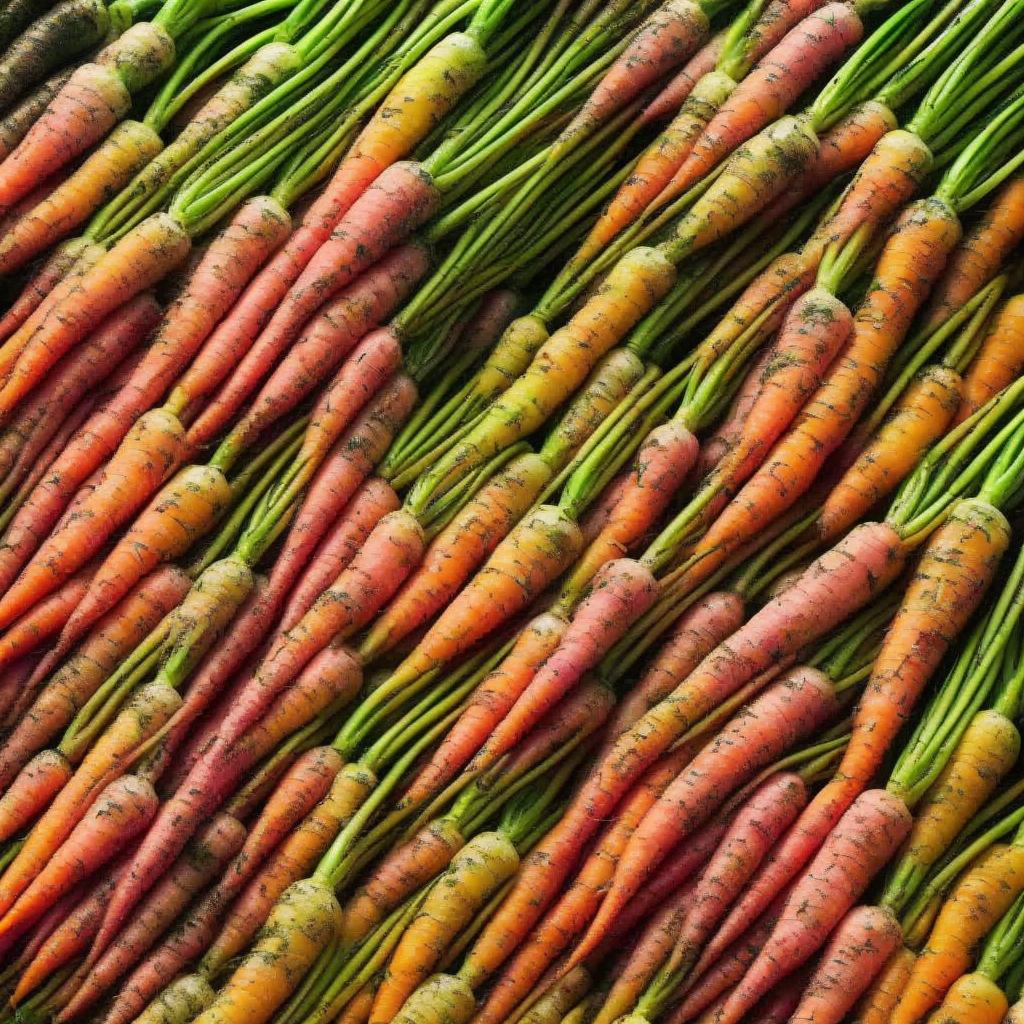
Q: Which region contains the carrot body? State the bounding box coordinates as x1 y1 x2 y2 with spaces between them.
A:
478 559 657 767
716 789 911 1024
189 243 426 455
893 844 1024 1024
561 422 698 604
0 213 191 415
820 366 963 540
399 611 569 808
0 120 162 272
374 832 520 1023
0 749 72 844
0 408 186 628
391 974 477 1024
923 972 1009 1024
575 667 838 963
132 974 216 1024
0 67 77 162
789 904 903 1024
955 295 1024 425
853 946 916 1024
641 32 723 124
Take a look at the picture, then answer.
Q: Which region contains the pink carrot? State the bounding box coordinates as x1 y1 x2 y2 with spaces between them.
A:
641 32 724 124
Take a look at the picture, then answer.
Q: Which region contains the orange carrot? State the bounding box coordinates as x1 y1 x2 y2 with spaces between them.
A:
0 120 162 271
573 667 838 964
0 749 71 844
476 559 657 768
0 67 76 162
0 408 186 628
789 905 903 1024
714 789 911 1024
0 773 157 946
359 452 552 662
852 946 916 1024
955 295 1024 425
922 972 1009 1024
188 243 427 456
398 611 570 808
893 844 1024 1024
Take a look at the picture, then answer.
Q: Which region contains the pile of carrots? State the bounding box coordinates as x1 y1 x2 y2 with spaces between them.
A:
3 0 1024 1021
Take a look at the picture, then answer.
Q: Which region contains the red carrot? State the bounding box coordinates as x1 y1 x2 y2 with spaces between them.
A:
0 749 72 844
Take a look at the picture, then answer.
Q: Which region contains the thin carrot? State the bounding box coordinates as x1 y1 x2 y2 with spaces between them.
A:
0 749 72 845
714 789 911 1024
955 295 1024 425
852 946 917 1024
359 453 552 663
0 408 186 628
0 120 163 272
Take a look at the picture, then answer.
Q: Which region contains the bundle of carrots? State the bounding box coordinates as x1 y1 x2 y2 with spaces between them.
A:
3 0 1024 1021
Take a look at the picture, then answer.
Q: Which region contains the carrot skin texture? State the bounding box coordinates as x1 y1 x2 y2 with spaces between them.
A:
131 974 216 1024
641 32 723 124
852 946 916 1024
922 973 1009 1024
955 294 1024 425
0 749 72 844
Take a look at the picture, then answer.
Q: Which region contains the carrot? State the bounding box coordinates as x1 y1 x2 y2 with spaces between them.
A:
0 564 92 672
852 946 917 1024
713 789 911 1024
398 611 569 809
559 422 698 606
0 68 75 162
281 478 400 631
667 198 961 585
390 973 477 1024
0 773 157 946
892 844 1024 1024
572 667 838 964
131 974 216 1024
0 120 163 272
373 831 520 1023
0 682 180 919
410 247 677 510
204 762 377 972
788 904 904 1024
93 20 175 92
818 365 964 541
641 32 724 124
922 972 1009 1024
360 453 552 663
0 408 186 628
341 818 466 946
192 877 342 1024
476 560 657 768
921 176 1024 333
518 968 593 1024
0 566 190 788
0 213 191 415
52 813 245 1017
603 591 745 746
1008 997 1024 1024
580 471 630 545
655 3 863 210
190 243 428 458
955 295 1024 425
0 749 72 845
51 463 233 659
335 984 376 1024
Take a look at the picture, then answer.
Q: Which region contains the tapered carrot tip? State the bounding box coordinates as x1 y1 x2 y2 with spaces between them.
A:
392 975 476 1024
132 973 215 1024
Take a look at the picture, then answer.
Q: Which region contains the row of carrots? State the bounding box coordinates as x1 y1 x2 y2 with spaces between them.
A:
2 0 1024 1021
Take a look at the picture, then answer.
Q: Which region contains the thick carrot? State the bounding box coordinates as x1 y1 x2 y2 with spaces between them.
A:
0 566 190 788
573 667 838 964
120 196 292 416
477 559 657 768
205 763 377 971
0 213 191 415
788 904 903 1024
411 247 677 509
131 974 216 1024
714 789 911 1024
192 877 342 1024
52 814 245 1017
0 564 92 673
281 478 400 631
0 120 163 272
0 408 186 628
0 682 180 918
51 463 233 658
391 973 477 1024
398 611 570 808
560 422 698 605
852 946 916 1024
955 295 1024 425
0 749 72 844
372 832 521 1023
921 176 1024 333
892 844 1024 1024
818 365 963 540
360 453 551 662
463 520 903 985
603 591 745 746
341 818 466 946
922 972 1009 1024
0 773 157 946
656 4 863 209
190 244 427 457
